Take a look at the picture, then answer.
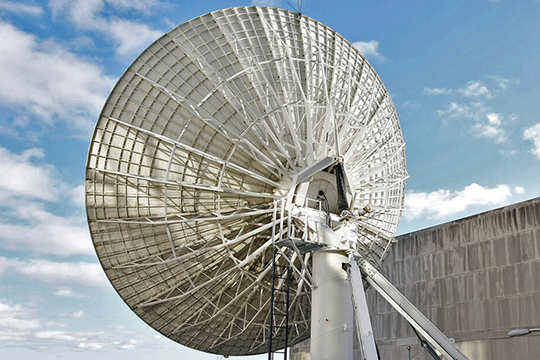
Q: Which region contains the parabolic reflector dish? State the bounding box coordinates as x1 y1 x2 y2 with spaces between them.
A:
86 6 407 356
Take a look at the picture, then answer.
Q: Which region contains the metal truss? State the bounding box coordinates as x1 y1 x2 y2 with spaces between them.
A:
86 5 407 357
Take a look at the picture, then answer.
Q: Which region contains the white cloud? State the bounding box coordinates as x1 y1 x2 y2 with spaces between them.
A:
514 186 525 194
12 259 108 288
0 257 10 276
0 147 91 256
0 22 114 135
107 19 162 57
59 310 86 318
119 338 139 350
0 302 40 331
404 183 518 220
436 102 509 145
78 342 104 350
105 0 159 13
0 301 40 342
0 317 40 331
486 75 519 90
486 112 501 125
35 329 140 351
0 147 59 202
69 185 86 208
523 122 540 159
353 40 385 62
0 1 43 16
459 81 492 98
49 0 162 58
428 76 516 104
472 112 506 143
44 321 67 328
0 301 144 350
431 77 518 136
50 0 159 16
0 202 93 256
436 102 473 118
473 123 506 143
0 329 28 342
55 288 85 298
423 87 453 95
0 257 107 288
35 330 77 342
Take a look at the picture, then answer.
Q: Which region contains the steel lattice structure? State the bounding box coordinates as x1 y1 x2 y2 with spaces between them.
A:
86 6 407 356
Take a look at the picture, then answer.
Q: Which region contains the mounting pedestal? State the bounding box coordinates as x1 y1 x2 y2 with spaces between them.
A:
311 225 470 360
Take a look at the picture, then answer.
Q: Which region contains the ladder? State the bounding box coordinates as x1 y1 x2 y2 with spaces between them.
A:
268 246 291 360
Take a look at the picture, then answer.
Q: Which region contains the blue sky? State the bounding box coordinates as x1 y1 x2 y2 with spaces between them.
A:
0 0 539 359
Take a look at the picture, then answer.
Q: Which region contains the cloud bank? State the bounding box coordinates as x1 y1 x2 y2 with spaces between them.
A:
523 123 540 159
353 40 385 62
0 147 91 256
49 0 163 58
0 21 114 136
428 76 520 146
0 301 142 351
404 183 523 220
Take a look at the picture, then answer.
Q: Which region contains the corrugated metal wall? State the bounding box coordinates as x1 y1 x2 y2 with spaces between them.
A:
291 197 540 359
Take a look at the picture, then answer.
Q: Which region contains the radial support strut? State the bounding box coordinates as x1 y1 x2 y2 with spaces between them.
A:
355 255 470 360
348 259 379 360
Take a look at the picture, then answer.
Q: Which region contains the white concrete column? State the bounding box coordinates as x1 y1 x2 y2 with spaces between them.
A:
310 248 354 360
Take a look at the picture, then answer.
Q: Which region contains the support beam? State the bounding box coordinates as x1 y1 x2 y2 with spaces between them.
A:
95 168 279 199
356 255 470 360
97 207 274 225
291 155 338 186
348 259 379 360
139 237 273 308
106 116 286 190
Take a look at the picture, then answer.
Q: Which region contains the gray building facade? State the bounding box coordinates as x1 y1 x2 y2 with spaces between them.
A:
291 197 540 359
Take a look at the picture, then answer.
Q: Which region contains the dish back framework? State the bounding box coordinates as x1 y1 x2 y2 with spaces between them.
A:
85 6 407 356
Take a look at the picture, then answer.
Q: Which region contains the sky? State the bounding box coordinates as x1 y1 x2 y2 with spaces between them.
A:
0 0 539 359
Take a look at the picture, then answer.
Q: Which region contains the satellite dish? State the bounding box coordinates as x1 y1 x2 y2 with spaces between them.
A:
86 6 407 357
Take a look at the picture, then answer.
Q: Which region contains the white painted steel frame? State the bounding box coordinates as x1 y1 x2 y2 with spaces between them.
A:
357 256 470 360
349 260 378 360
86 6 407 357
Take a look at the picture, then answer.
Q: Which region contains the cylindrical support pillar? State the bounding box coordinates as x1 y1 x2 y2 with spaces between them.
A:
310 250 354 360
